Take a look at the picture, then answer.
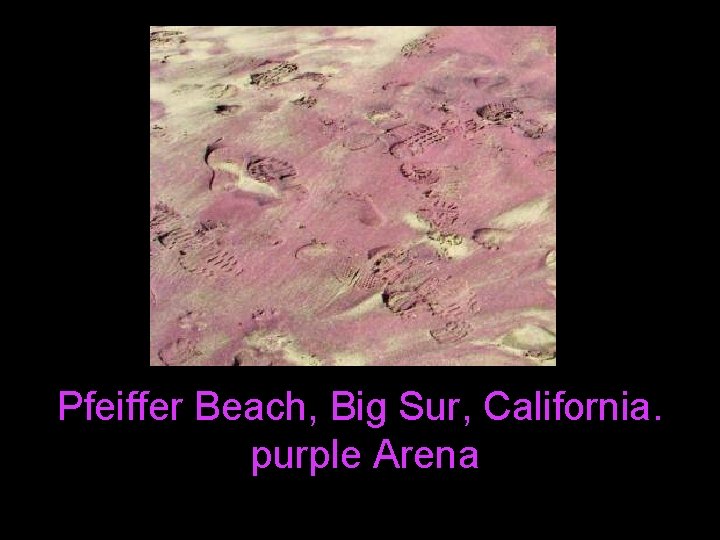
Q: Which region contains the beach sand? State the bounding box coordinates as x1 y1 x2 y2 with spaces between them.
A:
149 26 556 366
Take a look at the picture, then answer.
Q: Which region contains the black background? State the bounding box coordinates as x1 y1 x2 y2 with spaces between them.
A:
29 18 687 510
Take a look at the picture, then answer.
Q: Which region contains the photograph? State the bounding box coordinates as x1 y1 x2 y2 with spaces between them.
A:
149 26 556 366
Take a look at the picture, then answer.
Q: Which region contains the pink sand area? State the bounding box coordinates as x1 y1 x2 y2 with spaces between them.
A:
150 26 556 366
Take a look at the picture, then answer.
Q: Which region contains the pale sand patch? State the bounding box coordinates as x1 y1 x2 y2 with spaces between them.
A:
302 26 435 71
177 331 231 366
468 309 556 343
382 326 438 354
150 78 211 120
502 324 556 350
500 325 556 365
519 307 556 330
469 322 556 365
154 35 217 64
403 212 432 232
471 343 555 366
537 111 557 130
490 196 553 230
177 26 434 73
151 26 436 134
333 352 370 366
335 293 384 320
546 278 556 298
512 32 555 63
192 26 316 56
244 330 321 366
288 274 354 315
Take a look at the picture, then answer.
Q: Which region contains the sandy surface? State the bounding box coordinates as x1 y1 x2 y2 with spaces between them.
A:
149 26 556 366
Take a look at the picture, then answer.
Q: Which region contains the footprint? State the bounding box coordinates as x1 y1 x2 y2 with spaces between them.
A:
461 118 483 140
367 109 404 127
172 83 203 95
153 214 243 278
332 248 411 293
429 320 472 344
440 118 464 136
472 228 512 250
209 160 281 197
244 330 321 366
534 150 556 172
342 132 378 151
383 271 466 319
514 118 546 139
400 163 440 185
476 101 524 125
546 250 556 269
368 247 416 285
353 194 384 227
156 226 194 250
291 95 317 108
150 30 186 49
157 337 201 366
215 104 240 115
426 231 466 259
150 203 196 249
178 310 208 331
246 156 297 183
331 256 366 289
295 240 333 260
249 62 298 88
150 202 182 232
382 273 432 318
178 243 242 278
205 84 238 99
401 35 436 57
389 124 447 158
417 199 460 231
319 117 347 138
250 307 280 328
291 71 329 89
334 193 385 227
423 276 471 317
382 288 420 316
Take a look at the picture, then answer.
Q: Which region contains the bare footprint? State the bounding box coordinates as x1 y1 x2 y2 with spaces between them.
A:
336 193 385 227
